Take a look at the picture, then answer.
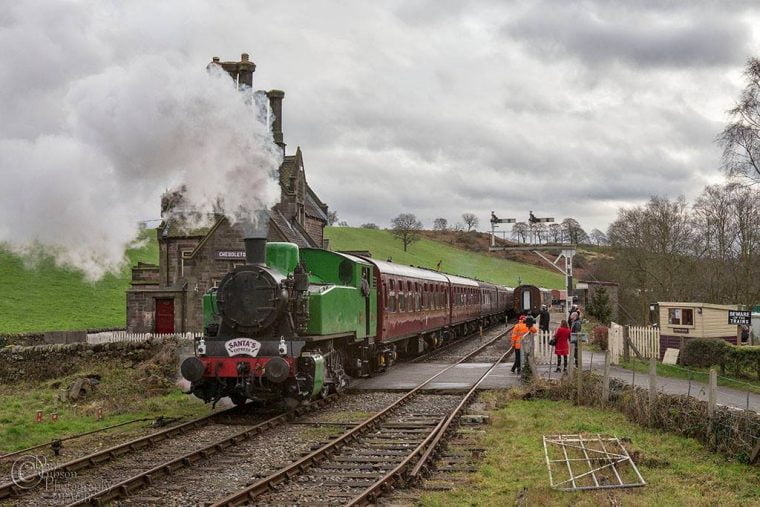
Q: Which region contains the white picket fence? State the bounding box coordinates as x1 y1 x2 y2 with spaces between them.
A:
534 331 555 365
86 331 200 344
628 325 660 359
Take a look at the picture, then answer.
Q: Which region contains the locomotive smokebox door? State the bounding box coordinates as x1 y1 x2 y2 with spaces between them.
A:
217 267 284 331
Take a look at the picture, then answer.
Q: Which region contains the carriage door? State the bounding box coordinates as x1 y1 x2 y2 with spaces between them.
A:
522 290 531 312
362 267 372 336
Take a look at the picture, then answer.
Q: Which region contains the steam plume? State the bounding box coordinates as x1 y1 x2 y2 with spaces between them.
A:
0 4 281 280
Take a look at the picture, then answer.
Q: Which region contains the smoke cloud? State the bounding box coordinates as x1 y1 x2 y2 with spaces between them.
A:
0 2 281 280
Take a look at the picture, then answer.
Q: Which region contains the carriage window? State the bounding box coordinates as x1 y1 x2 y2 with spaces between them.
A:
383 283 388 310
398 292 405 312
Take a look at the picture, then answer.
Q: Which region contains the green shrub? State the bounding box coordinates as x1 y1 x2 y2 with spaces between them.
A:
724 346 760 381
592 326 608 351
681 338 731 368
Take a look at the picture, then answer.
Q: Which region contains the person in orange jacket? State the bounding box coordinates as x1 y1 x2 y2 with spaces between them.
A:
511 315 538 374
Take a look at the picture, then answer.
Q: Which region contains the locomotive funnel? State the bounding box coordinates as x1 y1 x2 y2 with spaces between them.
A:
243 210 269 265
245 237 266 265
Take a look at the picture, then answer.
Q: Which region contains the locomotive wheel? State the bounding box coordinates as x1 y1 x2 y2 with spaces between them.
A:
230 394 248 407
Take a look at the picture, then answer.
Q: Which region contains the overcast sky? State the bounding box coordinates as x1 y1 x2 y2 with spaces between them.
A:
4 0 760 261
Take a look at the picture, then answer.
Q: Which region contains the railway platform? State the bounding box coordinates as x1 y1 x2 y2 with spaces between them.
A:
351 362 520 391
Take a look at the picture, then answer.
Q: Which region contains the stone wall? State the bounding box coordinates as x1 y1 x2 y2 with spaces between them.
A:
0 328 125 347
305 215 324 247
0 339 168 384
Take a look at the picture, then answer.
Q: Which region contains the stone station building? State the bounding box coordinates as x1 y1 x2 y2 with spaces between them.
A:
126 54 329 333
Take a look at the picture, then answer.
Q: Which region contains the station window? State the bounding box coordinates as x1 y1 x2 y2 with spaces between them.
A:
668 308 694 326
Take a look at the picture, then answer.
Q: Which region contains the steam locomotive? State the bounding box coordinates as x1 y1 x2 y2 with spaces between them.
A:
180 235 550 406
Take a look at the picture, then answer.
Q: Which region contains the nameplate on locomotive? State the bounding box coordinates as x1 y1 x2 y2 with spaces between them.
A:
225 338 261 357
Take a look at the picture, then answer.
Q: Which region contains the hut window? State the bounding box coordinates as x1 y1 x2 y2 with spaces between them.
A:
668 308 694 326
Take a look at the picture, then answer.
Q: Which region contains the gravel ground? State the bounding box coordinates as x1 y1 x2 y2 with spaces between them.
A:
98 392 409 506
11 420 266 507
253 394 464 506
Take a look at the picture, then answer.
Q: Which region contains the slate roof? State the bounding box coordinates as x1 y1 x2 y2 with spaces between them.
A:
268 209 317 248
305 186 328 222
159 213 217 238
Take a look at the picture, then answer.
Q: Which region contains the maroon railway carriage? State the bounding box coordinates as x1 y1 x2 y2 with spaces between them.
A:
444 273 482 334
367 259 452 355
477 281 507 327
514 284 553 316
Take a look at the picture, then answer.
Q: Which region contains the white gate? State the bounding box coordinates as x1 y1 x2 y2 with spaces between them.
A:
534 330 554 365
628 326 660 359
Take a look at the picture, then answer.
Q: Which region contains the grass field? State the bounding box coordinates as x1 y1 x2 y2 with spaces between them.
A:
0 357 208 453
421 396 760 506
325 227 564 288
0 231 158 333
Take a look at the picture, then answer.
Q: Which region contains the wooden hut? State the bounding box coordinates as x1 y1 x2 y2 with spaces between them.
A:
655 302 746 355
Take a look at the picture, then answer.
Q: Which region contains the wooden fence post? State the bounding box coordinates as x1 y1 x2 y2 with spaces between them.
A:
602 348 611 405
525 333 537 381
623 325 630 362
707 368 717 437
648 357 657 425
576 339 583 405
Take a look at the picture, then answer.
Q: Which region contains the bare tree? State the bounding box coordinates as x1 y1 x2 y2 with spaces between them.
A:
337 220 349 227
433 218 448 231
561 218 588 245
461 213 479 232
327 211 339 226
718 57 760 181
391 213 423 251
360 223 379 229
532 222 547 244
548 223 562 243
512 222 528 243
452 222 464 232
589 229 608 246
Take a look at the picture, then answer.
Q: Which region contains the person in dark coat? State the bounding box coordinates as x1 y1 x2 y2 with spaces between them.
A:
538 305 550 332
553 320 571 372
569 311 582 366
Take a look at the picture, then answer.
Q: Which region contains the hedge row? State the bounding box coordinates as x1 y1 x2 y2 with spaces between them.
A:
681 338 760 380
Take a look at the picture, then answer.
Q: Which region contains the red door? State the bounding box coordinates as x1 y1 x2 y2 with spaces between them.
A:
155 298 175 334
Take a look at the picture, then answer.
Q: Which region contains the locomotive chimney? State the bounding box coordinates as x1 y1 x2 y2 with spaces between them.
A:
243 210 269 265
266 89 286 153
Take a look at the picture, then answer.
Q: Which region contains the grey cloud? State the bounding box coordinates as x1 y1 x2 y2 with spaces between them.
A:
503 2 750 69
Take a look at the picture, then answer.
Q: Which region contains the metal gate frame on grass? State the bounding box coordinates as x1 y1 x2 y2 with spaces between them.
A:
542 434 646 491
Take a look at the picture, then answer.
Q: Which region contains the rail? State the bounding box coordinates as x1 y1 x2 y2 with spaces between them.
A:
347 338 513 505
67 395 340 506
1 403 243 501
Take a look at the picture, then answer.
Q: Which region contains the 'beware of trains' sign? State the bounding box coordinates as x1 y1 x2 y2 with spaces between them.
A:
728 310 751 325
225 338 261 357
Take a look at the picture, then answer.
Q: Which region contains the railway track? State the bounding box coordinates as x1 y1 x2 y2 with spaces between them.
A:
4 325 511 506
0 398 339 506
210 326 514 506
411 320 513 364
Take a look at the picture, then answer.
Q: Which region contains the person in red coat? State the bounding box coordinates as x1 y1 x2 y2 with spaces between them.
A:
553 320 571 372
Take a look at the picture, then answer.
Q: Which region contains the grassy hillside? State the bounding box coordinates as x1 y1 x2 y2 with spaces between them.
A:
325 227 563 288
0 232 158 334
